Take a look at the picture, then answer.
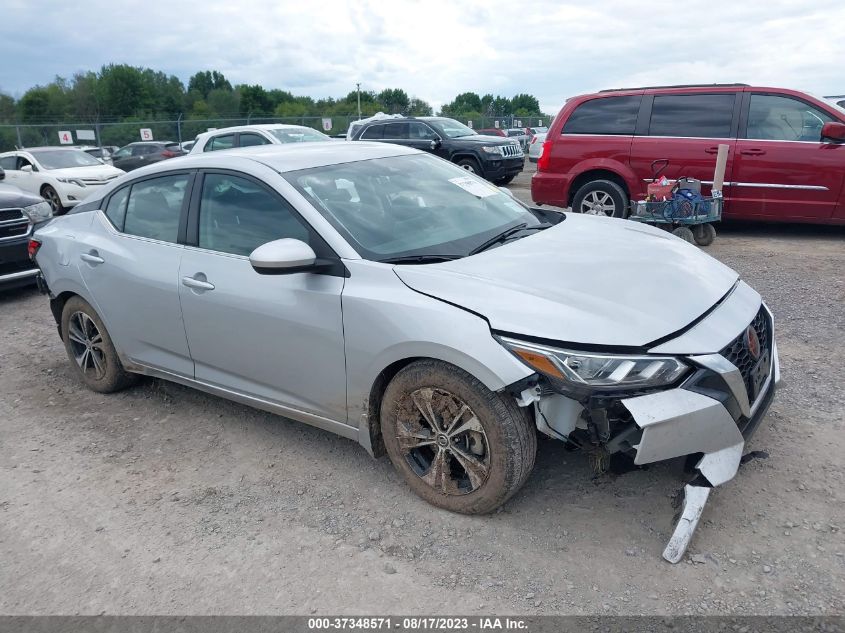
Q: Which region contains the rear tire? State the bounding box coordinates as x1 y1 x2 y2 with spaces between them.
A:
571 180 628 218
455 158 483 177
693 223 716 246
380 359 536 515
61 296 138 393
672 226 695 243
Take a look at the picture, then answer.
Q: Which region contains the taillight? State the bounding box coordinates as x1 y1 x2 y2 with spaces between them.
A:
161 150 177 158
28 238 42 260
537 140 552 171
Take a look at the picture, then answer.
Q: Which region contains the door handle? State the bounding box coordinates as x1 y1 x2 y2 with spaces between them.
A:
181 276 215 291
80 252 105 265
704 147 721 154
740 148 766 156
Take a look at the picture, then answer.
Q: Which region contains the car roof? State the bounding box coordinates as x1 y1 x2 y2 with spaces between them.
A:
200 124 317 134
126 141 418 176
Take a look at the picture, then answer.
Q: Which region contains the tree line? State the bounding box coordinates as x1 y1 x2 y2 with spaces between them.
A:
0 65 546 125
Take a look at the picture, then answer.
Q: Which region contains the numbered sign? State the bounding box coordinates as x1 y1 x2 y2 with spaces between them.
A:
322 118 332 131
76 130 96 141
467 120 473 128
58 131 73 144
140 128 153 141
494 120 500 129
538 119 542 127
517 120 522 127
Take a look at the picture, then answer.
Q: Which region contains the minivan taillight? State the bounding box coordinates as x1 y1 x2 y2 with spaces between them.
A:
537 140 552 171
28 238 42 260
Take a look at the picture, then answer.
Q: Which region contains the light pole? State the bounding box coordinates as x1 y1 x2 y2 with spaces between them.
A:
356 83 362 120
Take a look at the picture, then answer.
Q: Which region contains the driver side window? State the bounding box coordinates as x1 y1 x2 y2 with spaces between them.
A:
746 95 834 142
198 173 311 256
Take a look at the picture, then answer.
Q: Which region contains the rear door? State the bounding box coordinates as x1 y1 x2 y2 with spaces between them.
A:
629 92 739 201
730 92 844 221
77 172 194 375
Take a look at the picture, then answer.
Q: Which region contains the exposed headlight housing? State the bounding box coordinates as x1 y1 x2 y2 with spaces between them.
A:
499 336 689 392
22 201 53 223
481 146 503 155
57 177 86 187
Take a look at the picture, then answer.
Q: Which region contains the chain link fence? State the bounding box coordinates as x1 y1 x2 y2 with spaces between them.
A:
0 114 554 151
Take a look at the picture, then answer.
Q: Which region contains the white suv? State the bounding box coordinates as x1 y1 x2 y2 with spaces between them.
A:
189 124 331 154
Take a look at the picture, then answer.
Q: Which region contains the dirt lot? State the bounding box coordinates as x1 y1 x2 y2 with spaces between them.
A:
1 166 844 616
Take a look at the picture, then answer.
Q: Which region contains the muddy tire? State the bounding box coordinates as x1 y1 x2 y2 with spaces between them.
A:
672 226 695 243
61 296 138 393
380 359 536 514
693 223 716 246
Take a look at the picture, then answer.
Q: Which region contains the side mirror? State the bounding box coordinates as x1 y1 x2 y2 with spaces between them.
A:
21 165 33 173
249 238 318 275
821 121 845 142
429 137 441 150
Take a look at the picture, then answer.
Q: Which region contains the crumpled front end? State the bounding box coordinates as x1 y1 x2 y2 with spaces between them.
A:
507 285 779 563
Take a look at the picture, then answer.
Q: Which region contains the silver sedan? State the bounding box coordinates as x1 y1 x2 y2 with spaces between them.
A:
32 142 778 562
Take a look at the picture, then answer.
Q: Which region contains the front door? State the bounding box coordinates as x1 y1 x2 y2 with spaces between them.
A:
730 93 845 221
178 170 347 422
77 173 194 376
629 92 739 200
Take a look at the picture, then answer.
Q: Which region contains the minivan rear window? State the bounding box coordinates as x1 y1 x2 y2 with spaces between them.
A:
563 96 641 135
648 94 735 138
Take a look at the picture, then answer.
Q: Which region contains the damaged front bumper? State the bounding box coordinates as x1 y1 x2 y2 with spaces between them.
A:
529 302 780 563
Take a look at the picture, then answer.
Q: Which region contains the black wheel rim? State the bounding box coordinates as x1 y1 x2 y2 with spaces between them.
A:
67 311 107 380
43 188 60 211
395 387 490 495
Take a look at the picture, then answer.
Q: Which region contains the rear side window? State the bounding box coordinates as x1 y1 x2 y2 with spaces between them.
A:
206 134 235 152
382 122 408 139
361 125 384 140
648 94 735 138
123 174 190 243
563 96 641 135
104 186 130 230
0 156 16 170
239 133 271 147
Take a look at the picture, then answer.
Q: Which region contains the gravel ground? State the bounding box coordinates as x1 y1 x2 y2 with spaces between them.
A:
1 165 843 615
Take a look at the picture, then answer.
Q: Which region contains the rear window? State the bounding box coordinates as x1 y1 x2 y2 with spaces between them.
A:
648 94 735 138
563 96 641 135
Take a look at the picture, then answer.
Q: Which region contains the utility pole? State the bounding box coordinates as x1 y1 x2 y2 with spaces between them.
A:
356 83 362 120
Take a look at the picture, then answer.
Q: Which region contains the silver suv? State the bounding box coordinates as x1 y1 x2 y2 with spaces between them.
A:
32 142 779 562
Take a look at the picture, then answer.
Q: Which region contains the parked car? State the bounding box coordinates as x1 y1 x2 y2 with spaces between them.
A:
77 145 116 166
526 126 548 139
0 167 53 290
190 124 331 154
825 95 845 109
111 142 184 172
533 84 845 223
506 128 530 150
350 116 524 184
0 147 124 214
528 132 546 163
32 142 779 562
475 128 507 137
180 140 196 153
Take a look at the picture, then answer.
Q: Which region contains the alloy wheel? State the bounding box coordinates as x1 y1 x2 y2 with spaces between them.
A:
395 387 490 495
67 311 107 380
580 190 616 216
460 163 477 174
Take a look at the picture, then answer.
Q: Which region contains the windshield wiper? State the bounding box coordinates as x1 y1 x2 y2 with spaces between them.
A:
378 254 462 265
468 223 551 255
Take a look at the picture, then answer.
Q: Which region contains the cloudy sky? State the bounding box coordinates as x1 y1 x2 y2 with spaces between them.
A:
1 0 843 113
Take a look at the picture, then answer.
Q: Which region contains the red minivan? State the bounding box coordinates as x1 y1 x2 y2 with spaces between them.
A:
532 84 845 224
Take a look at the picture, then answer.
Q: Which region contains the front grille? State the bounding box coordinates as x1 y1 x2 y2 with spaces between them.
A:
0 208 25 222
500 143 523 158
720 306 772 404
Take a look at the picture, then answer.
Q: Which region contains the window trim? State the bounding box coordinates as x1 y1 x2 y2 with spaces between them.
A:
642 92 741 139
204 134 236 153
235 131 273 148
100 170 196 244
185 168 343 269
360 123 386 140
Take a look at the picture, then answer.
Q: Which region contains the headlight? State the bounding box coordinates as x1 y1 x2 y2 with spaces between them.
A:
499 336 689 391
57 177 86 187
22 201 53 223
481 146 503 155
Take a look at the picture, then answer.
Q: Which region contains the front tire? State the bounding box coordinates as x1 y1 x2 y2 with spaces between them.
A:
61 296 137 393
41 185 64 215
571 179 628 218
455 157 483 177
380 359 536 514
494 174 516 185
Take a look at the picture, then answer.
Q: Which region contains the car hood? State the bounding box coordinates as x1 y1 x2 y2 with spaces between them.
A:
0 183 43 207
48 165 124 179
393 213 739 348
454 135 517 146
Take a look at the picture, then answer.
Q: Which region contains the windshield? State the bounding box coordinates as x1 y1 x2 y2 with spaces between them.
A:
428 119 477 138
284 153 542 261
268 127 330 143
30 149 103 169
